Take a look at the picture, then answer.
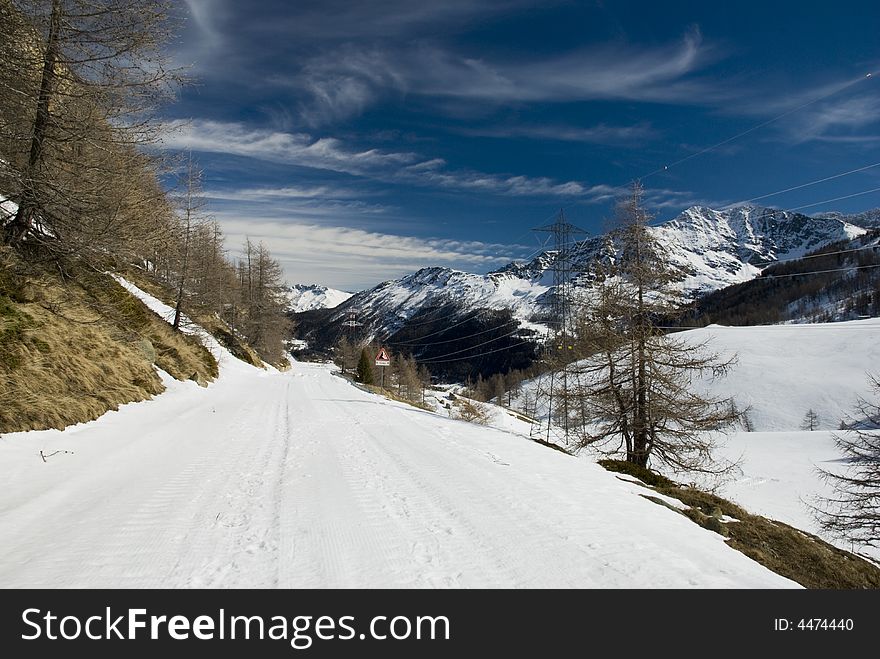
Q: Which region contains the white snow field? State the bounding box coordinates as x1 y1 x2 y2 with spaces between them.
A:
690 320 880 433
0 287 796 588
687 321 880 559
512 318 880 559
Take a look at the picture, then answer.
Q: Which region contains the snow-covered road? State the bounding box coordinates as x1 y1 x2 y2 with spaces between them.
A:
0 357 795 588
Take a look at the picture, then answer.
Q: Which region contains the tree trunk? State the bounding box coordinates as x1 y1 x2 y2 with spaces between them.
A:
6 0 62 245
631 215 649 467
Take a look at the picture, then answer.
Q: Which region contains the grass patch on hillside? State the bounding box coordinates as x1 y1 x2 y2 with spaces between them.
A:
598 459 677 489
121 267 264 368
362 383 433 412
0 249 218 433
598 458 880 589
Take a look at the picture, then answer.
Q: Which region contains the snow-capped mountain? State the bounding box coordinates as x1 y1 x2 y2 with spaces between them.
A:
283 284 353 313
295 204 870 348
647 204 866 296
328 265 552 337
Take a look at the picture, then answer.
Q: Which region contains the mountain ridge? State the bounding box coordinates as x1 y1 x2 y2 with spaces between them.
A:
283 283 353 313
297 204 869 341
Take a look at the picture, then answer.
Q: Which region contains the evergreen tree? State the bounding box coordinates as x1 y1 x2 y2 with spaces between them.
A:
357 348 374 385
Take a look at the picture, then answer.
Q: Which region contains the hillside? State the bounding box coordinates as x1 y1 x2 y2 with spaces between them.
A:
510 318 880 560
680 229 880 325
0 248 219 433
0 281 799 588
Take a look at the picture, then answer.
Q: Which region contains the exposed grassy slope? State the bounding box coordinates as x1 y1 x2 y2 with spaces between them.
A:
599 459 880 589
0 249 217 433
120 267 265 369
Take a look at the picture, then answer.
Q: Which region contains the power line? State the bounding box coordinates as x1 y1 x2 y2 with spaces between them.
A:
389 319 517 348
658 324 880 330
415 339 536 365
380 308 494 344
416 327 526 363
735 161 880 206
500 71 878 248
760 262 880 280
647 180 880 228
759 242 880 268
790 186 880 213
387 305 480 330
640 70 878 181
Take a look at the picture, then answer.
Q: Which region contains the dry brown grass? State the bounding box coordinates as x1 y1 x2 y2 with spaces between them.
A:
599 458 880 589
0 249 217 433
121 267 264 368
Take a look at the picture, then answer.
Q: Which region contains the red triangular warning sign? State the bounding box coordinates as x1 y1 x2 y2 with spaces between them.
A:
375 347 390 365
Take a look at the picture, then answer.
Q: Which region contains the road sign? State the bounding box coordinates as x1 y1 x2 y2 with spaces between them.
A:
375 347 391 367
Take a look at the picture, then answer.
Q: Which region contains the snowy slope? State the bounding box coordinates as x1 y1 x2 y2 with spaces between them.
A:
517 319 880 435
817 208 880 229
111 275 262 374
512 318 880 558
283 283 353 312
688 319 880 432
0 285 795 587
651 205 865 296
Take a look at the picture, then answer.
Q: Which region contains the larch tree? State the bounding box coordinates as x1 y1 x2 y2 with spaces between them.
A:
802 408 820 432
1 0 182 253
814 375 880 548
237 240 290 364
334 336 358 375
171 156 206 331
568 182 740 474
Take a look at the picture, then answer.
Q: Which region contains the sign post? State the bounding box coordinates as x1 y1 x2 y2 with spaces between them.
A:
375 347 391 389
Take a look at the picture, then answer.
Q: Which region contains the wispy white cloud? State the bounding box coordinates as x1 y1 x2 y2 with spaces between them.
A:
413 30 711 102
162 119 600 199
290 28 723 125
213 214 523 290
205 184 369 202
456 122 657 145
162 119 418 174
173 0 232 72
784 94 880 144
644 188 726 211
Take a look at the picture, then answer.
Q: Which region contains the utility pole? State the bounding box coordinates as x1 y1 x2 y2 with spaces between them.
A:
345 310 358 342
338 310 360 374
531 209 588 444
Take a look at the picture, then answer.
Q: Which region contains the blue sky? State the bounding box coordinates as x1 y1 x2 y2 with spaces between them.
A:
162 0 880 290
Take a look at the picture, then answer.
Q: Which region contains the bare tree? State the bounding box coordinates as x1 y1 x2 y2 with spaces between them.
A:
395 354 422 402
237 240 290 364
814 375 880 548
569 182 740 473
171 156 206 331
334 336 358 375
802 408 820 431
1 0 182 251
491 373 506 405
